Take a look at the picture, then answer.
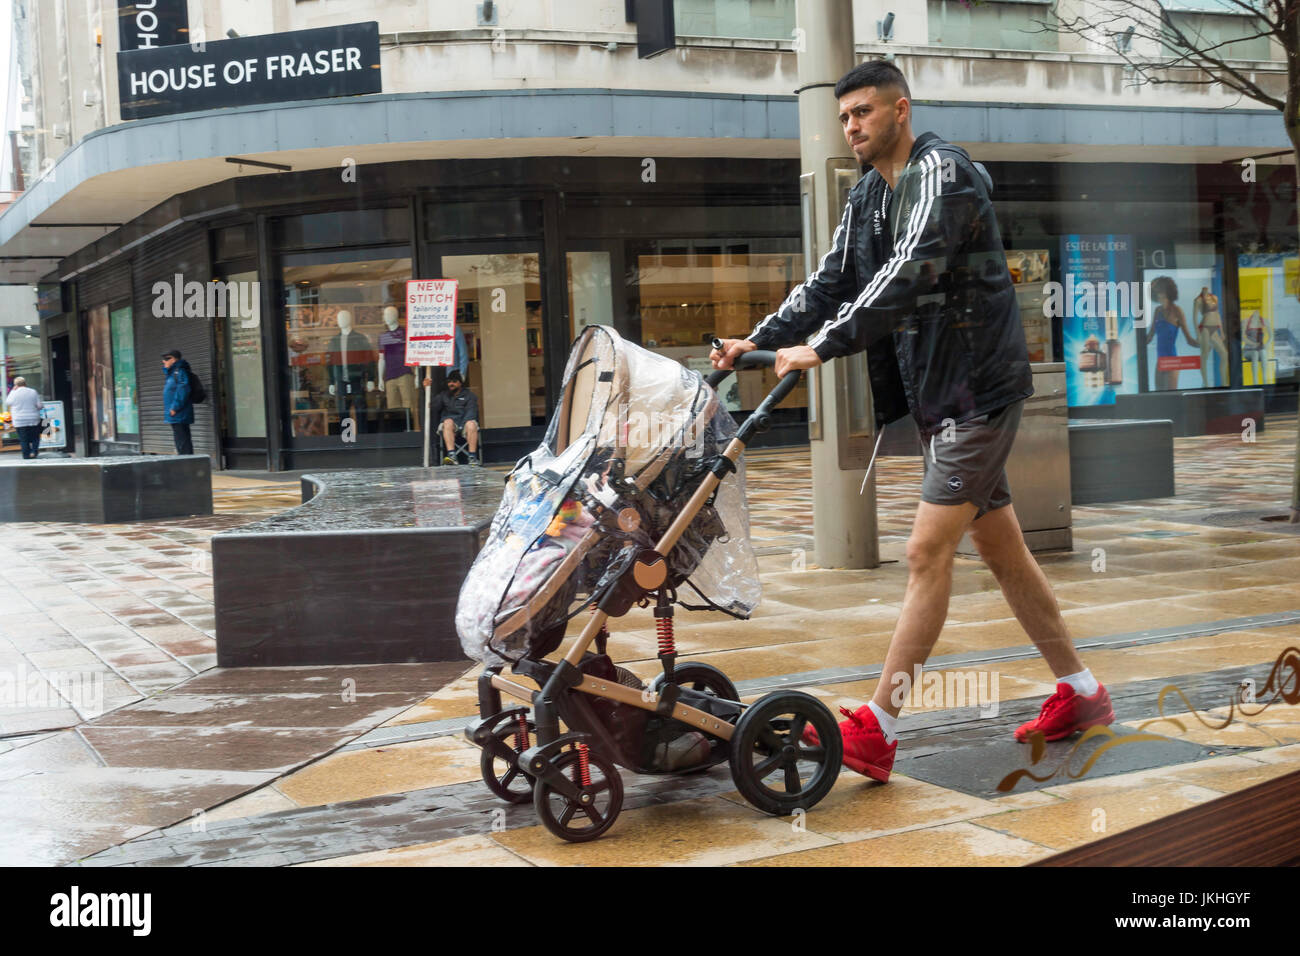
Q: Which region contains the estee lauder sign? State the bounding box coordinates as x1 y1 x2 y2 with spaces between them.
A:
117 22 381 120
118 1 189 51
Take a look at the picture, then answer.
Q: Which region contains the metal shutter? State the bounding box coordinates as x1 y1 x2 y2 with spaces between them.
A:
77 259 132 307
131 226 217 459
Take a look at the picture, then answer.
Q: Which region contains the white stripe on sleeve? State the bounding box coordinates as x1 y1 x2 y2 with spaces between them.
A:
807 152 941 351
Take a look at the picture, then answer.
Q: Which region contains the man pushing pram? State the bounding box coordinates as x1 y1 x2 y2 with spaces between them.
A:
713 60 1115 782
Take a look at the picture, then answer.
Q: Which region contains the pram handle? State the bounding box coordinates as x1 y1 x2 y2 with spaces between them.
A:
705 338 804 414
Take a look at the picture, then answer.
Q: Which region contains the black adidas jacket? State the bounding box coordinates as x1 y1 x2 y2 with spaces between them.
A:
747 131 1033 436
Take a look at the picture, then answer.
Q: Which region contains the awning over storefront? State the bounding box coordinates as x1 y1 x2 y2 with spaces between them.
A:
0 87 1291 284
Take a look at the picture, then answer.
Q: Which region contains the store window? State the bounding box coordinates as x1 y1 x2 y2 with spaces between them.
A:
218 270 266 437
440 252 545 427
928 1 1058 52
0 324 43 396
674 0 796 40
629 240 805 410
566 251 614 339
86 304 115 441
109 306 138 435
994 193 1224 404
281 250 414 439
1237 254 1299 386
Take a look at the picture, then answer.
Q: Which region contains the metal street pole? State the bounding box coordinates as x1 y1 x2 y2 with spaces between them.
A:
423 365 432 467
795 0 879 569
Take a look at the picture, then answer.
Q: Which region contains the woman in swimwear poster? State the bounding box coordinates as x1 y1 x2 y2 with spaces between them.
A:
1142 270 1216 391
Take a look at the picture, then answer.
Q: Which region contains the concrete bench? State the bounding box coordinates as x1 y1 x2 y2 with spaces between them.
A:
0 454 212 523
1069 388 1264 437
1067 418 1175 505
213 466 503 666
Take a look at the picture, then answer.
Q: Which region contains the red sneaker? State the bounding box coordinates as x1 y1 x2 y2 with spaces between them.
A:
1014 682 1115 742
802 705 896 782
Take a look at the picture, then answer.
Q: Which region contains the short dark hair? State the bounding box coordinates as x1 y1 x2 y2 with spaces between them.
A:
162 349 182 360
446 370 463 385
834 60 910 102
1150 276 1179 303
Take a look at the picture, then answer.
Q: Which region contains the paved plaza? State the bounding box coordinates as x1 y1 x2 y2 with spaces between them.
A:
1 419 1298 866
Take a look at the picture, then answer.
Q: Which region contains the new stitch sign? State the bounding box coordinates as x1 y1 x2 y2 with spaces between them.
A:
405 280 460 367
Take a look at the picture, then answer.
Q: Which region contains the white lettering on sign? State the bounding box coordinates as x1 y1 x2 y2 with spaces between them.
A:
129 45 363 100
123 0 189 52
135 0 160 48
130 62 218 95
222 58 259 84
265 47 363 79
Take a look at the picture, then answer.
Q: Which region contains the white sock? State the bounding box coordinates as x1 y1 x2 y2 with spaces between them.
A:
1059 668 1099 697
867 701 898 744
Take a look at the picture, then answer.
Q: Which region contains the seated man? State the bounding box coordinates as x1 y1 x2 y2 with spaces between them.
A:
424 370 480 465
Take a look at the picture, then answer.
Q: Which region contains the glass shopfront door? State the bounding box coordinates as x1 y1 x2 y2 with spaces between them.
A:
431 249 548 428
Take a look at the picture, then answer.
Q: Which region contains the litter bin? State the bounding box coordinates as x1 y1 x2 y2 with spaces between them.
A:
959 362 1072 554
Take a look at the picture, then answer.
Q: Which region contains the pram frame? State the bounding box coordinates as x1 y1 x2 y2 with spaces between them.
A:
466 342 842 842
487 404 757 748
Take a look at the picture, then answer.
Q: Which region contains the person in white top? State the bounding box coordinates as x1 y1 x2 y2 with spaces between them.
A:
4 376 43 459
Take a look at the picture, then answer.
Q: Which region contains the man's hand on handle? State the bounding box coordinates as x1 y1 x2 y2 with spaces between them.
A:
774 345 822 378
711 338 821 377
709 338 757 370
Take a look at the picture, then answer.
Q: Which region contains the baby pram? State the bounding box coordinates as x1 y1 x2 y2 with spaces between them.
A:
459 326 842 842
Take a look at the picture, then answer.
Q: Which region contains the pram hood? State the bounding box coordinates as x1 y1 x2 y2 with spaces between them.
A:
456 325 761 664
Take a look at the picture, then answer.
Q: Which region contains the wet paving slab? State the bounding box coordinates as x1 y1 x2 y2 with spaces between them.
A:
5 417 1300 865
0 661 465 865
71 654 1297 868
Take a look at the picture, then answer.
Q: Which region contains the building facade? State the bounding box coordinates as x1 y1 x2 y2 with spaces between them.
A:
2 0 1296 468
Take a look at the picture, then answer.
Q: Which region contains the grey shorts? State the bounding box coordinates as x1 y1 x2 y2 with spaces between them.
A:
920 401 1023 520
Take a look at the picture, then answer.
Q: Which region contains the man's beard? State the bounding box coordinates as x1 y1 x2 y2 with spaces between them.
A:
858 120 899 166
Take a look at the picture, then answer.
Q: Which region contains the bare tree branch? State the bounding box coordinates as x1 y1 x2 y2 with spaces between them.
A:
1032 1 1287 111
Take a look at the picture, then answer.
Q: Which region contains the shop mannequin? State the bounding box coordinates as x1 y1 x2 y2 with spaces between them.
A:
326 310 375 431
1243 310 1269 385
1192 287 1228 388
377 305 419 430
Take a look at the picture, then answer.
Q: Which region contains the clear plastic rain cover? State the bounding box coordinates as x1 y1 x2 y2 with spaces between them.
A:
456 325 761 665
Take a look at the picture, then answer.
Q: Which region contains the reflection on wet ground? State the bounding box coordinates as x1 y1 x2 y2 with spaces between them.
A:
1 416 1298 865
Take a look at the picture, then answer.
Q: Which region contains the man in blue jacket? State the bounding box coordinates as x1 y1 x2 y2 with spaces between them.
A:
162 349 195 454
713 61 1112 782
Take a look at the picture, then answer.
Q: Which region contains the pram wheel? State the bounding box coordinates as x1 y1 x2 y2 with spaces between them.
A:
650 662 738 703
729 691 842 816
481 718 537 805
533 746 624 843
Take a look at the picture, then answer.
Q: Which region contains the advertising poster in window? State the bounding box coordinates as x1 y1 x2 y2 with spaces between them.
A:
1141 266 1223 391
110 305 138 433
40 400 66 450
1059 235 1140 406
1237 254 1300 385
86 304 116 441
